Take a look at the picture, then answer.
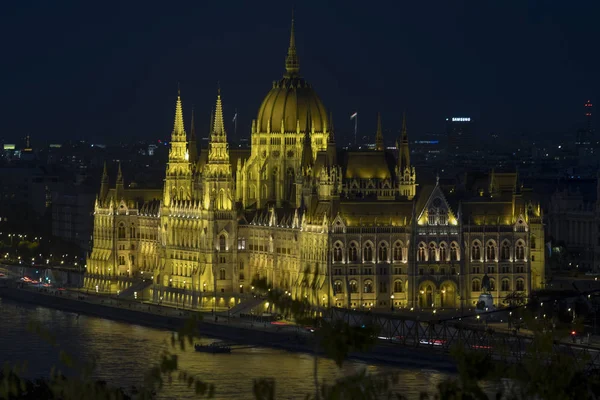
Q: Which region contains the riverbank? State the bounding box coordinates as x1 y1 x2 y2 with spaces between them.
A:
0 285 458 371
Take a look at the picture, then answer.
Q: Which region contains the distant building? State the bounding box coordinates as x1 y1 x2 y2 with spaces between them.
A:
446 117 474 155
575 100 597 166
51 189 96 252
547 177 600 271
411 134 446 165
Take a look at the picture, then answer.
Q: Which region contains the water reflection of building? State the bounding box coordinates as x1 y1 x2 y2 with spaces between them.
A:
85 16 544 310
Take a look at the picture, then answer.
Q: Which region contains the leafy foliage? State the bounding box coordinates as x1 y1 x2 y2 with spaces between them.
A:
5 281 600 399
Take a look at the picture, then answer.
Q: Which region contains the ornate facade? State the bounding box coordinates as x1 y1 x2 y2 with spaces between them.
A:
85 17 545 310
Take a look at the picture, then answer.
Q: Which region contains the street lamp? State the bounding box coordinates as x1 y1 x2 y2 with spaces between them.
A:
390 294 395 312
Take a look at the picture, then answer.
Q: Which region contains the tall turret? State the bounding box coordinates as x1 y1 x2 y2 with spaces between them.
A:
100 161 109 201
202 88 233 210
163 88 193 207
396 111 416 199
375 112 384 151
398 111 410 172
189 108 198 165
115 161 124 199
301 108 314 175
326 112 337 166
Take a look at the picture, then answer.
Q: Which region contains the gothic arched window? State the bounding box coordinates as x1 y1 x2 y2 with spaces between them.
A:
501 279 510 291
516 241 525 261
394 280 403 293
333 280 343 294
378 242 388 262
472 279 481 292
219 235 226 252
472 242 481 261
428 243 436 262
333 242 343 262
219 268 226 280
450 242 459 261
418 243 426 262
428 208 436 225
218 189 225 209
486 241 496 261
363 280 373 293
348 242 358 263
364 242 373 262
438 209 447 225
349 280 358 293
118 223 125 239
501 241 510 261
439 243 447 262
393 241 403 261
516 278 525 291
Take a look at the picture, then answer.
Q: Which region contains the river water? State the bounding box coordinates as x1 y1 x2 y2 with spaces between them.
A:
0 298 484 399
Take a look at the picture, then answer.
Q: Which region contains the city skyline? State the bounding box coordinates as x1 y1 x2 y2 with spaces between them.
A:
1 1 598 144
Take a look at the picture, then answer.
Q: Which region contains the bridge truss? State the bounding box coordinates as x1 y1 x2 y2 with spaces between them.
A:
325 307 600 372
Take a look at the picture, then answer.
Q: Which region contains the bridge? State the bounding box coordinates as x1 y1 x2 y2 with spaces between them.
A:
324 307 600 372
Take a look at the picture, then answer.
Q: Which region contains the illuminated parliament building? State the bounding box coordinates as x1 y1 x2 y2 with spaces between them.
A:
86 18 545 311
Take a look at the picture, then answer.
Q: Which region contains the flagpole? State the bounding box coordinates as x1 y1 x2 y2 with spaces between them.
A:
354 114 358 146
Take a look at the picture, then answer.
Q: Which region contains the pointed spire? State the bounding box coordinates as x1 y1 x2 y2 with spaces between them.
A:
100 161 109 200
328 112 335 144
301 108 313 168
326 112 337 167
189 107 198 164
375 112 384 151
116 161 123 184
401 110 408 141
285 10 300 76
190 107 196 141
172 87 185 139
209 109 214 135
213 87 225 136
397 110 411 174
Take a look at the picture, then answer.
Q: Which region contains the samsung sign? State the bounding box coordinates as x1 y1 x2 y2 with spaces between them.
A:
452 117 471 122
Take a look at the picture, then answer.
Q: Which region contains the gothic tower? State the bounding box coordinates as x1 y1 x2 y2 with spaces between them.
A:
202 89 234 210
396 111 416 199
163 89 193 207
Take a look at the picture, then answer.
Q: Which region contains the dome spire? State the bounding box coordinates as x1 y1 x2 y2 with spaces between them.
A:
285 10 300 76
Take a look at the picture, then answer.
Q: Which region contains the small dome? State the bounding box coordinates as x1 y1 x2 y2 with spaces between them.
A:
256 76 328 133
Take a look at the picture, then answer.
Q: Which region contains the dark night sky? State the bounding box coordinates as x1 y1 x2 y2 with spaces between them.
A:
1 0 598 145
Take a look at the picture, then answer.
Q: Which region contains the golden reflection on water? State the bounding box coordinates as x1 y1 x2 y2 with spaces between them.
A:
1 299 454 399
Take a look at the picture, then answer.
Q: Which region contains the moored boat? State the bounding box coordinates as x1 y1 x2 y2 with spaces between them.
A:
194 343 231 354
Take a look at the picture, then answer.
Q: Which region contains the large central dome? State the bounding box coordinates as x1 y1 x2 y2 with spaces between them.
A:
255 17 328 134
